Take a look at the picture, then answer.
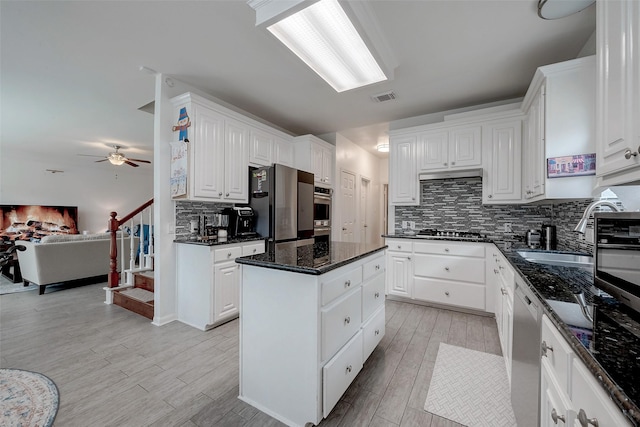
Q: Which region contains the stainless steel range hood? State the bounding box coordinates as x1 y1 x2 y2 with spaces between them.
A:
418 168 483 180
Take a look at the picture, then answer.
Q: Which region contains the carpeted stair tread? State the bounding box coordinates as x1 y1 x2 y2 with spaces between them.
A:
118 287 154 303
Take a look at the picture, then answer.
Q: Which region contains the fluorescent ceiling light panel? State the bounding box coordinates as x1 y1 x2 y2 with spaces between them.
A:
268 0 387 92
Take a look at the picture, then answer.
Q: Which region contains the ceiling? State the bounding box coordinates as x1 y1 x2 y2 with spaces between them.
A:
0 0 596 171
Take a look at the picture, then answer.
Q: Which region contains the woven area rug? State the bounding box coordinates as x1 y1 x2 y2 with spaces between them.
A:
0 368 59 427
424 343 516 427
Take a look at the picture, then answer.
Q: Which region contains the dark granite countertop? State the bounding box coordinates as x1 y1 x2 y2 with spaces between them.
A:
382 233 493 243
386 234 639 425
235 241 387 275
174 236 266 246
493 242 640 426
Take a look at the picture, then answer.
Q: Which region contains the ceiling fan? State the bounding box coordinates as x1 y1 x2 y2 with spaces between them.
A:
79 145 151 167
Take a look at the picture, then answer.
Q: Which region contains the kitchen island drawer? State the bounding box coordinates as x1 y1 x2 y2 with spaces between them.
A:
242 241 265 256
414 254 485 283
541 314 573 393
214 245 242 263
363 255 385 281
321 287 362 361
362 305 385 360
414 277 485 310
362 273 385 320
321 266 362 305
414 241 485 257
323 330 363 418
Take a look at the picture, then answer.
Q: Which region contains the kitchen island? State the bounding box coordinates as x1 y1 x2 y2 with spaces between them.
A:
236 241 387 427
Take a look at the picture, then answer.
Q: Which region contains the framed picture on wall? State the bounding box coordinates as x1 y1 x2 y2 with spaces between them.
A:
547 153 596 178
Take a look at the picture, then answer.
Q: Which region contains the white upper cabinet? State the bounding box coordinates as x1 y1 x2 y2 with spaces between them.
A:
294 134 335 187
249 128 295 168
417 125 481 172
520 56 596 202
171 92 292 202
389 135 418 205
483 117 523 204
596 0 640 186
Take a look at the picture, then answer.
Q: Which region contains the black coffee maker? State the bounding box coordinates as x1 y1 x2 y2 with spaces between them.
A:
223 207 257 238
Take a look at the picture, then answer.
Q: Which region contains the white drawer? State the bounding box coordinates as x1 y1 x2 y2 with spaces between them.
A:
362 305 385 360
413 254 485 283
214 245 243 263
321 266 362 306
362 273 385 321
242 241 265 256
541 314 574 394
363 255 385 281
414 277 485 311
321 287 362 361
387 239 412 253
414 241 485 257
323 330 363 418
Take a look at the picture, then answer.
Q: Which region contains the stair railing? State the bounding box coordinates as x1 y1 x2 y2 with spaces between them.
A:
107 198 154 288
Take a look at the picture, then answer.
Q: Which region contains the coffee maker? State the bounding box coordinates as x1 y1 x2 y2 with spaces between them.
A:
223 207 257 238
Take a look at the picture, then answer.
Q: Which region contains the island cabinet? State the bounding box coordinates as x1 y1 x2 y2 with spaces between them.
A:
239 251 385 427
539 315 632 427
175 240 265 331
595 0 640 186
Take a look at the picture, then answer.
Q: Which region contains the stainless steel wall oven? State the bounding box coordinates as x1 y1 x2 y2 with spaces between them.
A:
313 186 332 244
594 212 640 313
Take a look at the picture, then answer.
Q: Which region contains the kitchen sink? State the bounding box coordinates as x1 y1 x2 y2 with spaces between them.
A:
516 250 593 270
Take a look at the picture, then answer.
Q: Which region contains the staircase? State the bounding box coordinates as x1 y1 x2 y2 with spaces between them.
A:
104 198 155 320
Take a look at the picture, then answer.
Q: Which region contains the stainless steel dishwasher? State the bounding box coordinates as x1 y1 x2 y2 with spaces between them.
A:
511 278 542 427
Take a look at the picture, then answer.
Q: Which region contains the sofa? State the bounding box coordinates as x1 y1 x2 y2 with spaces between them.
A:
17 233 113 294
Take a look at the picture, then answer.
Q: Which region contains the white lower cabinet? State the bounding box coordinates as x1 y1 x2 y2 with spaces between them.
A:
322 330 363 418
540 314 632 427
489 247 515 382
240 251 385 427
176 240 265 331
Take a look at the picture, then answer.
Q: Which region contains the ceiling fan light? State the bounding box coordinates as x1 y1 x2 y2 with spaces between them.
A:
108 154 126 165
267 0 387 92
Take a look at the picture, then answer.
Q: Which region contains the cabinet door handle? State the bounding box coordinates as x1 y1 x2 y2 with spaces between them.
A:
218 192 223 196
541 340 554 357
252 248 257 253
226 192 230 197
375 264 380 270
444 267 450 271
451 161 456 165
577 409 598 427
374 292 380 298
488 194 493 199
443 162 448 166
500 288 507 295
412 197 416 201
494 269 499 274
344 316 351 325
345 280 351 288
375 329 380 335
551 408 566 424
624 149 638 159
407 257 411 261
227 252 232 258
346 364 352 374
397 245 402 249
445 291 450 296
444 248 450 252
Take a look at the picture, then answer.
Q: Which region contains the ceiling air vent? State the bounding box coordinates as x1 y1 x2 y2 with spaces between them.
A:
371 91 397 103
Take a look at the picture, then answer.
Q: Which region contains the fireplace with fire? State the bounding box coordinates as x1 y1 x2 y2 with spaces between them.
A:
1 205 79 241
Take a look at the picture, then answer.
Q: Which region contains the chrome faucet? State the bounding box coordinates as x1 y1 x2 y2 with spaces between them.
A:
574 200 620 233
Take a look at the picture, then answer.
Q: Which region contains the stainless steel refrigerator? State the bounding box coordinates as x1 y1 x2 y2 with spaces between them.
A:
249 164 314 246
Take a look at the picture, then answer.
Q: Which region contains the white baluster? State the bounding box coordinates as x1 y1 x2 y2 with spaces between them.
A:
147 205 153 269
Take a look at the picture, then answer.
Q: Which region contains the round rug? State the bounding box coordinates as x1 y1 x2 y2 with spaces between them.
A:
0 368 59 427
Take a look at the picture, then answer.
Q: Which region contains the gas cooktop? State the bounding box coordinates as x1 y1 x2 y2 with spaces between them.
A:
415 228 486 241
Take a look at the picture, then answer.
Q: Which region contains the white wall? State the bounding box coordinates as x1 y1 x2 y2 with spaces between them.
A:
333 133 388 246
0 155 152 233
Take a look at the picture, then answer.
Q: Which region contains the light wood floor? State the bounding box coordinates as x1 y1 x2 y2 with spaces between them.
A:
0 281 502 427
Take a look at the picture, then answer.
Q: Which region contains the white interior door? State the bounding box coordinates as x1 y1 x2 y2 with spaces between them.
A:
340 170 356 242
360 178 370 243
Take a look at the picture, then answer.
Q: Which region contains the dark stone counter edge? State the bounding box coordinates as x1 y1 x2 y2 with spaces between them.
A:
384 234 639 425
235 246 388 276
174 237 266 246
381 233 493 243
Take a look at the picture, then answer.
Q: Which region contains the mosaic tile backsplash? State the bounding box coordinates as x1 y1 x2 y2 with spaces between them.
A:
175 200 234 239
394 177 595 254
